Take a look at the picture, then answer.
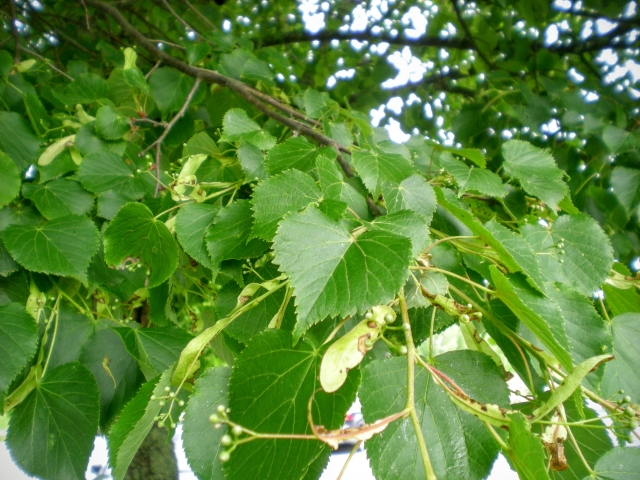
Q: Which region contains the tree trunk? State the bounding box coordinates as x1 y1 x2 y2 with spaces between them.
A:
124 425 178 480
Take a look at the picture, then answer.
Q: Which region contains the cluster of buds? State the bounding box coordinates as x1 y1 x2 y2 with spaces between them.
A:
612 389 638 443
150 385 185 429
209 405 245 463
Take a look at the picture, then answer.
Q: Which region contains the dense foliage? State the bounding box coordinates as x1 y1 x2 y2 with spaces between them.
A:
1 0 640 479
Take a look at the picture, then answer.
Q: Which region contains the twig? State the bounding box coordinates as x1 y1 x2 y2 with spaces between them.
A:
140 77 202 195
451 0 495 69
185 0 217 31
9 0 20 62
18 46 75 81
159 0 216 47
80 0 91 30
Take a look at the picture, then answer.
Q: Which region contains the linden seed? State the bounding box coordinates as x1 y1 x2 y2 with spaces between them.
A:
219 451 231 463
209 414 220 424
221 434 233 446
217 405 226 414
232 425 243 436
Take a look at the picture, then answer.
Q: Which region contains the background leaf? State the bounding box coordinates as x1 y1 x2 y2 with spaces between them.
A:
104 202 179 288
502 140 568 209
183 367 231 480
0 152 21 208
0 303 38 408
7 363 100 480
22 178 93 220
2 215 99 283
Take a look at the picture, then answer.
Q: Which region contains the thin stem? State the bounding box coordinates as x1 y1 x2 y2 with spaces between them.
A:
483 421 508 450
429 305 436 362
41 297 61 378
559 405 594 474
323 315 352 345
19 46 75 81
337 441 362 480
399 289 437 480
9 0 21 62
412 266 494 294
424 235 479 255
599 297 611 323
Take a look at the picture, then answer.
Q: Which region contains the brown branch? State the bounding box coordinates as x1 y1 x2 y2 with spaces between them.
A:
259 29 472 50
9 0 20 62
157 0 216 48
140 78 202 196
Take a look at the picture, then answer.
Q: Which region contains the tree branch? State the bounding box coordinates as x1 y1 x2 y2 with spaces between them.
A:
140 77 202 196
259 29 472 50
9 0 20 63
450 0 495 69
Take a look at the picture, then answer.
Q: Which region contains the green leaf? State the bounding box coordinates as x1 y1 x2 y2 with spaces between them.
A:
437 189 544 290
75 124 127 157
237 142 267 182
609 167 640 214
220 281 294 343
552 214 614 296
79 322 141 428
592 447 640 479
602 125 630 154
0 111 40 170
273 206 412 338
220 108 276 150
183 131 219 157
382 174 438 223
352 148 415 196
361 355 501 480
601 313 640 402
502 140 568 209
205 200 269 265
76 151 148 199
484 220 546 291
2 215 99 283
250 169 322 241
59 73 108 104
0 152 21 209
303 89 337 119
533 354 612 420
603 283 640 317
148 67 196 114
440 153 506 197
508 413 550 480
95 105 130 140
491 267 574 370
7 363 100 480
0 303 38 407
97 190 131 220
108 368 174 480
0 49 12 82
264 136 326 175
317 154 370 220
113 326 192 379
0 239 18 276
183 367 231 480
368 210 430 257
435 350 511 407
104 202 179 288
546 284 612 390
22 179 94 220
226 330 357 480
453 148 486 168
175 203 220 269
